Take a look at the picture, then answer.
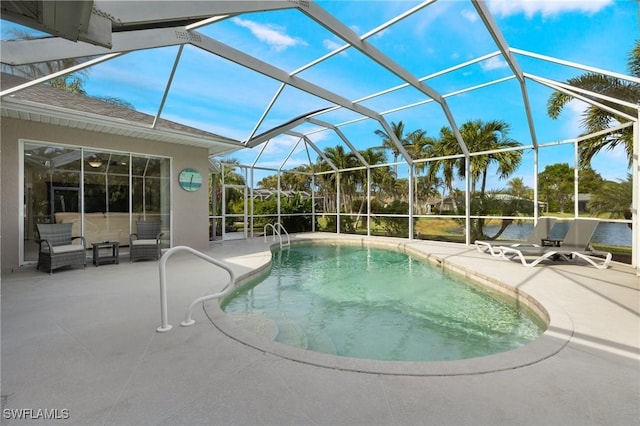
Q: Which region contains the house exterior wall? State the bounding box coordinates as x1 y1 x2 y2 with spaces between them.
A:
1 117 210 273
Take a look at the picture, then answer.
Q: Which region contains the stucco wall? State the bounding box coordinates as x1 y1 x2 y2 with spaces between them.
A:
1 117 211 273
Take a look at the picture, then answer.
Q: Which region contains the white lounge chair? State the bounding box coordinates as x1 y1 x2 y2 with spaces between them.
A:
475 217 557 256
498 219 612 269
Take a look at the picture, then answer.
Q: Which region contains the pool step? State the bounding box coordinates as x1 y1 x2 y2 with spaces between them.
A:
227 312 279 341
306 331 337 355
275 318 308 350
227 313 337 355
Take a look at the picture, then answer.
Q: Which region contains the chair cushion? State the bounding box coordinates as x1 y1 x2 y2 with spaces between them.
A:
41 244 85 254
132 239 158 246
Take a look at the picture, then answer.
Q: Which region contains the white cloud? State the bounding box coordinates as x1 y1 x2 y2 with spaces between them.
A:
480 56 508 71
323 39 344 51
255 134 306 156
231 17 306 51
461 9 478 22
561 100 629 178
488 0 613 18
255 157 309 170
563 98 587 137
371 28 390 39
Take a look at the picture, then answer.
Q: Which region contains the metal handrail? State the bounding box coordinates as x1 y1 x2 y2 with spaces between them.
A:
263 222 290 248
274 222 290 247
157 245 235 332
263 223 281 246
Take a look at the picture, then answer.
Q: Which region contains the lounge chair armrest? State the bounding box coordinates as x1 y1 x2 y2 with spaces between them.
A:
156 232 165 242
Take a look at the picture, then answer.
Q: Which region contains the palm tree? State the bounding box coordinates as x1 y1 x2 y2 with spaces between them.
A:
463 120 522 197
404 129 431 162
2 29 89 93
589 173 632 225
358 148 389 197
507 177 529 199
281 165 313 192
547 40 639 166
209 158 245 234
374 121 409 176
2 28 135 109
350 148 388 228
320 146 358 213
427 119 523 239
217 160 245 207
424 127 460 210
404 129 435 213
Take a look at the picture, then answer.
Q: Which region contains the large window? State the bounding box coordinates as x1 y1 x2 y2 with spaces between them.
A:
22 142 171 263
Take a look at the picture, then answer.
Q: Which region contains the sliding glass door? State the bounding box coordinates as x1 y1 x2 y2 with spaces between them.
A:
22 141 171 264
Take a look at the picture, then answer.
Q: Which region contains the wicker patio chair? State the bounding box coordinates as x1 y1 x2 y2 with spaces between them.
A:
129 221 164 262
36 223 87 274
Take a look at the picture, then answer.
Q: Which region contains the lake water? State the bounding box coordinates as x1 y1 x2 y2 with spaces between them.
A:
484 221 632 247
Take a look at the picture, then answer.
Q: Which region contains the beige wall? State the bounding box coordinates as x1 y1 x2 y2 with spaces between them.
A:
1 117 211 273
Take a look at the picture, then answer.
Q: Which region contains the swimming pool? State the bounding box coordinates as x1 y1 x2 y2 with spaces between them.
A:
222 243 545 362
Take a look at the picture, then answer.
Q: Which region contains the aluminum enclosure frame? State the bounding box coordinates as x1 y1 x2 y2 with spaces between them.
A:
1 0 638 273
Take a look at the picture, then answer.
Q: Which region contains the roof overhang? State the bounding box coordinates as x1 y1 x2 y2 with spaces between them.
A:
1 97 244 156
1 0 113 48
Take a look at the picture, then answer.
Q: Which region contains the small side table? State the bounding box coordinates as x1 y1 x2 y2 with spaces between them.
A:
92 241 120 266
541 238 563 247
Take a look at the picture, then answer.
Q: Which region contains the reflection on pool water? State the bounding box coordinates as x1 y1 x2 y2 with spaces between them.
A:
222 244 545 362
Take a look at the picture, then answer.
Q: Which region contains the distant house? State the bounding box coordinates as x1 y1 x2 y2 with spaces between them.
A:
251 189 312 200
576 193 591 212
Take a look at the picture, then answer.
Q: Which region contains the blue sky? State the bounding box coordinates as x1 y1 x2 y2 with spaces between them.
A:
2 0 638 189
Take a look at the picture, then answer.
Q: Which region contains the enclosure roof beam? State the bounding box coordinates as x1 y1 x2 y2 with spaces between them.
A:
190 33 385 141
246 83 286 144
527 73 638 122
298 1 468 157
306 118 369 167
472 0 539 148
287 134 338 172
246 113 315 148
526 74 640 112
250 139 272 169
250 1 436 150
0 52 122 97
245 108 331 148
152 45 184 129
98 1 296 29
2 0 296 65
299 2 443 102
279 137 304 172
472 1 523 81
1 27 187 66
377 116 416 165
1 0 112 48
512 48 640 84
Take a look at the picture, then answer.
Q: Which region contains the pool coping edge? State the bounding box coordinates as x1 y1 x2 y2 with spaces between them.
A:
204 235 573 376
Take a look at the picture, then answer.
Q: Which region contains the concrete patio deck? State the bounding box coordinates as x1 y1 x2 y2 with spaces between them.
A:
1 233 639 425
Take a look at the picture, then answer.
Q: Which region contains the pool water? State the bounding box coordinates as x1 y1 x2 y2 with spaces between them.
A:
222 244 545 362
